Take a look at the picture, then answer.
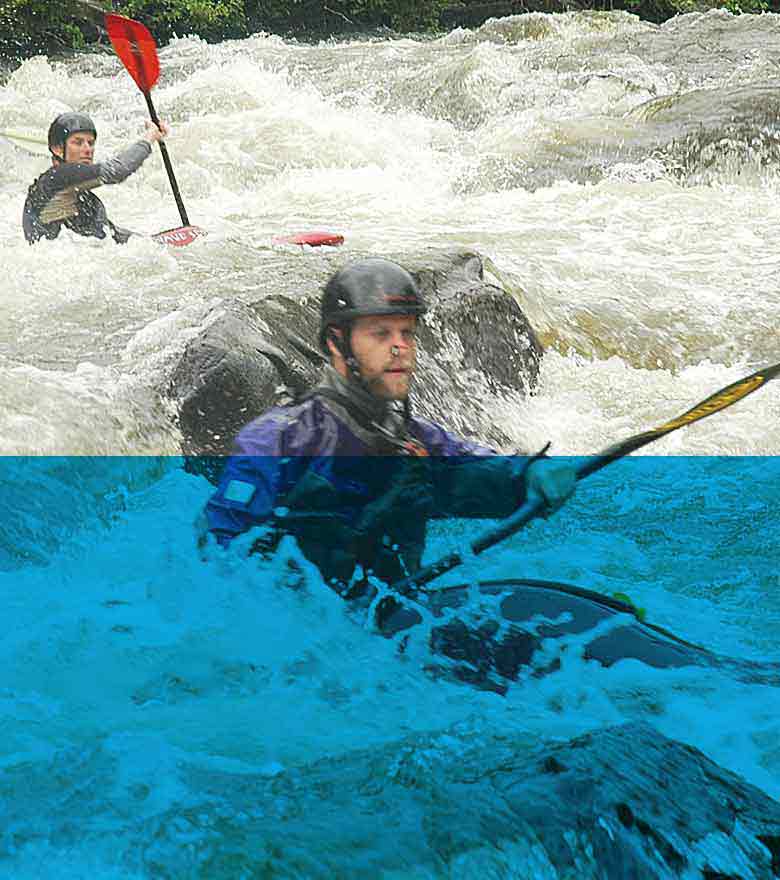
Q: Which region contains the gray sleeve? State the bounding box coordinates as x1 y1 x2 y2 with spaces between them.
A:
98 140 153 185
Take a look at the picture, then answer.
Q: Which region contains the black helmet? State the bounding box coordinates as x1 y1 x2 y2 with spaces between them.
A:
48 112 97 155
319 258 426 351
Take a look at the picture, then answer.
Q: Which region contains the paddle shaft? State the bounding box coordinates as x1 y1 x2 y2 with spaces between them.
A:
390 360 780 597
142 92 190 227
0 130 47 145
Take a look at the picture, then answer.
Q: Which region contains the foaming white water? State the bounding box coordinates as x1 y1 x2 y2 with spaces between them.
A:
0 464 778 878
2 15 780 451
502 350 780 457
1 469 499 768
0 13 779 873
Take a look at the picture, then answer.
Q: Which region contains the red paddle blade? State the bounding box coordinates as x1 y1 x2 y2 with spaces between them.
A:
105 13 160 93
272 231 345 247
152 225 206 247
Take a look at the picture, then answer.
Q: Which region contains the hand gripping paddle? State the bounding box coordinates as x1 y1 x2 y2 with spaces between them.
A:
105 13 204 247
106 13 341 250
390 360 780 597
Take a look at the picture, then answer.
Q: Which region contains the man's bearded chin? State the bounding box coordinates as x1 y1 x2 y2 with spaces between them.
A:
366 372 409 400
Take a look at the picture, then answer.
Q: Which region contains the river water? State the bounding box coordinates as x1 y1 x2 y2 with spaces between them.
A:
0 9 779 877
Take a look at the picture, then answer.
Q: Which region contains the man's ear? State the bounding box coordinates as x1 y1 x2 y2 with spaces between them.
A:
51 145 64 162
326 328 342 360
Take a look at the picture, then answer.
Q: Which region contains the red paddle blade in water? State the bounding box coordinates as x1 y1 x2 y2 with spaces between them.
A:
152 225 206 247
272 231 345 247
105 14 160 93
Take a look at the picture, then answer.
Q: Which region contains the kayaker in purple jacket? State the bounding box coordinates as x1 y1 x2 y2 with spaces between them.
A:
205 257 576 597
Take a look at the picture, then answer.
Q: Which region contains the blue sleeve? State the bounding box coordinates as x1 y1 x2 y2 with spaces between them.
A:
415 420 529 519
205 454 280 547
204 413 308 547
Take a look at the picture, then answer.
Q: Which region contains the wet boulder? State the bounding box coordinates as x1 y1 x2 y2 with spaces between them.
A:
135 721 780 878
8 721 778 877
169 248 543 470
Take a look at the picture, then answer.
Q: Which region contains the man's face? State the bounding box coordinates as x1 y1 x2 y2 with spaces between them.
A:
54 132 96 164
334 314 418 400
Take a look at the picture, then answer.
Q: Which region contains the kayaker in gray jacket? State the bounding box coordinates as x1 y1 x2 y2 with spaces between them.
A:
23 111 168 244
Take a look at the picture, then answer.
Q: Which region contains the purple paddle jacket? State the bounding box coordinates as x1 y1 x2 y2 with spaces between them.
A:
205 367 532 589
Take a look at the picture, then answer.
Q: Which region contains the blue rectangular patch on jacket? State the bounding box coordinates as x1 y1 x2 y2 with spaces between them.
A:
223 479 256 505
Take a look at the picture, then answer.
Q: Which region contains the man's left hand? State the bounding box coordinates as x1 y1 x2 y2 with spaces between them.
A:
143 120 169 143
525 458 577 513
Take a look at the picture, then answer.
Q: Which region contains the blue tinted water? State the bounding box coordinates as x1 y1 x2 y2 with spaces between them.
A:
0 455 777 876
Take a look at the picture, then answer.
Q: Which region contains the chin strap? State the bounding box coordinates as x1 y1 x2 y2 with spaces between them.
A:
326 323 427 455
328 327 362 381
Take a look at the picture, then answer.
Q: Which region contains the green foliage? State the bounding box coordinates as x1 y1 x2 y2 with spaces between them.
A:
0 0 96 58
116 0 247 42
721 0 768 13
244 0 448 32
349 0 449 30
0 0 450 60
3 0 777 64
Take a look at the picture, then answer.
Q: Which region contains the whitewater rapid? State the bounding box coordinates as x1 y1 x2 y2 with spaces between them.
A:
1 9 779 454
0 9 779 877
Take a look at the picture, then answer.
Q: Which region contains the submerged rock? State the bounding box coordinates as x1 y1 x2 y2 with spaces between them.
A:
118 722 780 878
4 722 778 878
168 248 542 470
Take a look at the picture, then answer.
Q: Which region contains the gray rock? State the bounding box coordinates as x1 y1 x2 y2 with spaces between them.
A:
168 248 543 468
131 722 780 879
5 722 777 878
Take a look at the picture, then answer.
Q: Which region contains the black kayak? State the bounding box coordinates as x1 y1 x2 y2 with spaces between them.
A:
375 578 780 694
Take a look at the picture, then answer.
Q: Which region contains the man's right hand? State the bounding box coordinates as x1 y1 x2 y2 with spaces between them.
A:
525 457 577 514
143 120 169 144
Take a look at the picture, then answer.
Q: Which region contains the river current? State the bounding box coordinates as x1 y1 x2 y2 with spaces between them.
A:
0 9 779 878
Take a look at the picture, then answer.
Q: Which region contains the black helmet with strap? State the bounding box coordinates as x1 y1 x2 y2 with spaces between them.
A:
48 112 97 157
319 258 426 354
316 257 429 442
